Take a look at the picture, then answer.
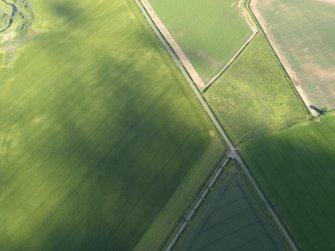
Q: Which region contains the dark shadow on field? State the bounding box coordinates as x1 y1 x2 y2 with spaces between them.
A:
1 34 211 250
239 120 335 251
49 1 88 26
176 161 286 251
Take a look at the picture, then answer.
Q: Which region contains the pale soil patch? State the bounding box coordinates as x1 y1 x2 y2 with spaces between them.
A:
0 31 16 44
194 48 222 69
318 0 335 5
303 62 335 82
331 86 335 96
0 29 43 66
251 0 318 116
231 2 236 7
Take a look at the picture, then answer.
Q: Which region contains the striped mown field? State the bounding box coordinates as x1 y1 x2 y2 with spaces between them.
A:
241 113 335 251
0 0 225 250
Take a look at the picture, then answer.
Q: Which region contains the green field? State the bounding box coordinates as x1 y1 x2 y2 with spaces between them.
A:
148 0 253 83
175 160 286 251
0 0 226 250
205 34 307 143
252 0 335 110
241 112 335 251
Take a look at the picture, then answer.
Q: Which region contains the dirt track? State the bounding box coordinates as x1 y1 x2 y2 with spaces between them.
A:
139 0 205 89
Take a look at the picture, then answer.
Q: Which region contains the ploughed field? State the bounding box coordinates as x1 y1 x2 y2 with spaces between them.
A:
251 0 335 110
0 0 225 250
241 113 335 251
148 0 253 83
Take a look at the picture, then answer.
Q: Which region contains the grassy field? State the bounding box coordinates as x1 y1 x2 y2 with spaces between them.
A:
241 112 335 251
205 34 307 143
148 0 253 83
0 0 226 250
175 160 286 251
252 0 335 110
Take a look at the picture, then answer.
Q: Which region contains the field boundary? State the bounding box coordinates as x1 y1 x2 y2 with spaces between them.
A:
249 0 317 117
135 1 299 250
204 0 258 91
204 31 257 91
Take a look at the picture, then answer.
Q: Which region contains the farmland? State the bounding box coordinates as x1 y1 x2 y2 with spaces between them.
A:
2 0 335 250
0 0 226 250
175 160 286 251
251 0 335 110
148 0 254 84
205 34 307 143
241 112 335 251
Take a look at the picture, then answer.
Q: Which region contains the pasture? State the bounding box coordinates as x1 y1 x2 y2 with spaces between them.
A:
175 160 286 251
205 34 307 143
241 112 335 251
0 0 225 250
148 0 253 83
251 0 335 110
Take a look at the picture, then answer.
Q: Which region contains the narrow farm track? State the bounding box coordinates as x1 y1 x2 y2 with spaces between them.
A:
135 1 299 250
